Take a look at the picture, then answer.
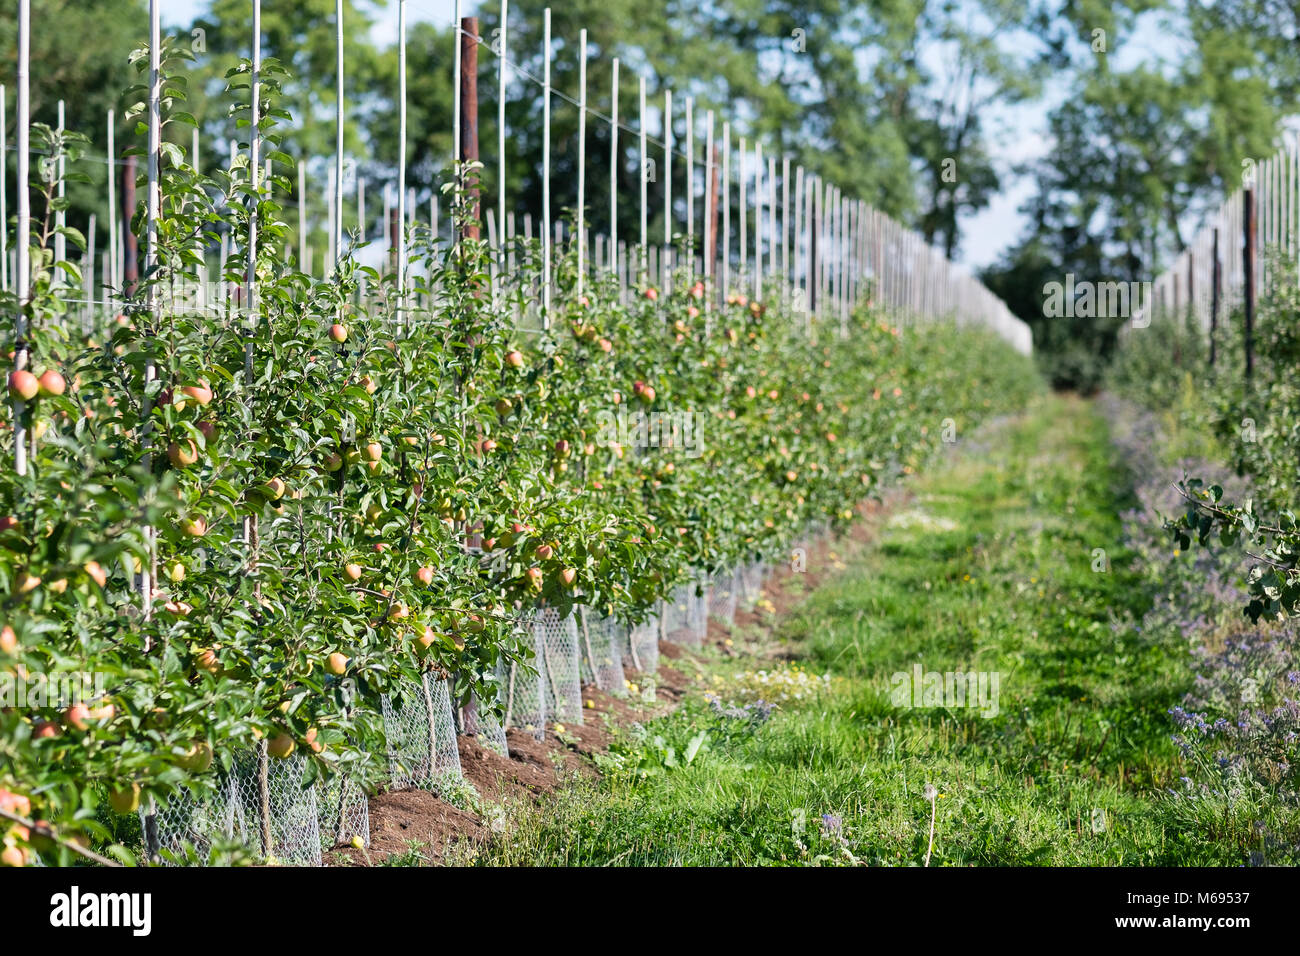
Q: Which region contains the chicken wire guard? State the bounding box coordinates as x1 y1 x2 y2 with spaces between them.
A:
628 611 659 674
535 607 584 724
579 608 627 695
498 621 548 736
142 748 326 866
663 577 708 646
381 674 462 791
461 688 510 756
738 560 767 607
708 569 738 626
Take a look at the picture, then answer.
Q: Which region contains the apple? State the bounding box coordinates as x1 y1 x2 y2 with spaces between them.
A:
554 439 571 459
0 626 16 654
329 323 348 343
47 578 67 594
643 287 659 301
0 845 27 867
534 544 553 560
525 567 544 591
180 516 207 537
359 375 377 395
167 439 198 468
8 370 38 401
0 516 17 532
195 648 221 674
323 451 343 471
108 782 141 815
505 350 525 369
495 397 514 416
37 369 66 397
305 727 324 754
0 789 32 818
64 703 92 732
598 337 613 352
559 568 577 589
32 720 61 739
197 420 218 444
363 442 382 463
267 733 296 759
415 566 434 586
387 603 410 622
177 741 213 773
745 385 757 399
641 385 656 403
17 574 40 594
181 383 213 406
480 438 498 453
262 477 287 500
87 701 115 721
326 652 349 675
84 561 107 588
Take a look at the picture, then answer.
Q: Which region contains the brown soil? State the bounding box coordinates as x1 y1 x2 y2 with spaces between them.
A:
324 492 901 866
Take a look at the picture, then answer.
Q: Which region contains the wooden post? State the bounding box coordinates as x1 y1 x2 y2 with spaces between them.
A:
1210 227 1220 367
458 17 480 243
1244 188 1255 383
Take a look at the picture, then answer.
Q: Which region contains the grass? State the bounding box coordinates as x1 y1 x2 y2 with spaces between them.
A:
470 395 1250 866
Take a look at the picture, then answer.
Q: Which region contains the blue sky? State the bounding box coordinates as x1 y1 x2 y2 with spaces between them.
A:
163 0 1188 273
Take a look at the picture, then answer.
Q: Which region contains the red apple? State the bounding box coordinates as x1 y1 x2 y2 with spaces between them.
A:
329 323 348 343
8 370 38 401
415 566 434 586
344 563 363 581
167 439 198 468
84 561 107 588
505 350 525 368
180 516 207 537
643 287 659 301
64 703 92 732
359 375 377 395
559 568 577 589
525 567 544 591
180 383 213 406
37 369 66 396
363 442 382 462
534 544 553 560
0 626 17 654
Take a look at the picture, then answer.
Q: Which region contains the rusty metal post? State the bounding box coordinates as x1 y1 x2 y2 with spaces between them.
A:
122 156 138 296
458 16 480 244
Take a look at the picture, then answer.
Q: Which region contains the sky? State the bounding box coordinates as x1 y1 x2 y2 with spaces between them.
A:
162 0 1188 274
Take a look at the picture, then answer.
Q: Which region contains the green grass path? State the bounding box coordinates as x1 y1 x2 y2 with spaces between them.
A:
477 396 1236 865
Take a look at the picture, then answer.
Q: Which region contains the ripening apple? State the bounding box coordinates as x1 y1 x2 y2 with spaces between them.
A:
195 648 221 674
641 385 656 403
0 626 16 655
323 451 343 472
181 383 213 406
534 544 553 560
480 438 498 453
505 350 525 368
262 477 287 500
84 561 107 588
387 603 410 622
363 442 383 463
329 323 349 343
326 651 349 676
8 370 39 401
48 578 68 594
554 439 571 459
17 574 40 594
0 845 27 867
305 727 324 754
359 375 377 395
37 369 66 397
64 703 92 732
415 566 434 586
643 287 659 301
598 337 613 353
180 516 207 537
197 420 218 444
167 439 198 468
495 397 514 416
267 733 296 759
108 782 141 815
365 503 383 523
525 567 544 591
178 741 213 772
0 516 17 532
559 568 577 589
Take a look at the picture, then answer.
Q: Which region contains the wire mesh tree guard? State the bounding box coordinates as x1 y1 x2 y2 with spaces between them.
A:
380 673 463 792
460 685 510 756
578 606 627 695
663 574 708 646
708 568 738 626
535 606 584 724
628 610 660 674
